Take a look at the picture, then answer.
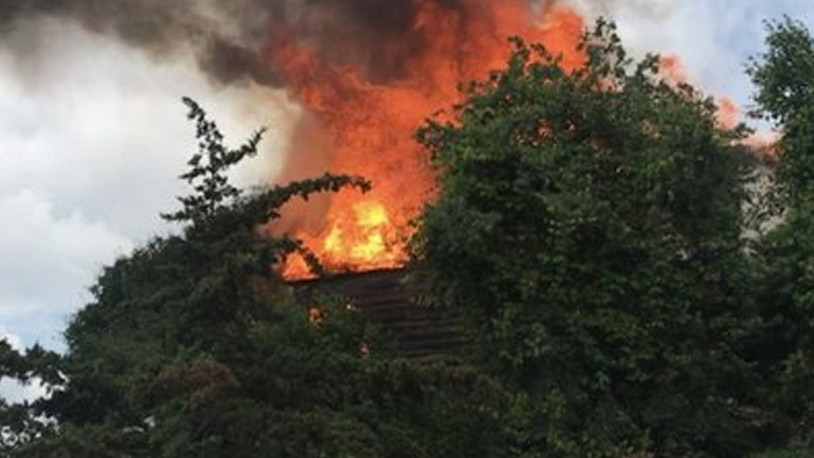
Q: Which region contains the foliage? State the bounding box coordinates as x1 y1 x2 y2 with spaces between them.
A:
412 20 763 457
748 18 814 204
6 15 814 458
0 342 61 455
0 100 513 458
748 17 814 449
752 449 814 458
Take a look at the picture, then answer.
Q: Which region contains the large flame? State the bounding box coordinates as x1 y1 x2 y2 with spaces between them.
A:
271 1 586 278
660 53 778 154
268 0 763 279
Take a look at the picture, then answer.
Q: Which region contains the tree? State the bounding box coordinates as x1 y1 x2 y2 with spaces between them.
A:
11 16 814 458
748 17 814 449
412 21 762 457
1 99 514 458
0 341 61 454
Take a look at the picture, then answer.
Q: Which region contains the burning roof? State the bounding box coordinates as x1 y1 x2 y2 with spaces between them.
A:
269 1 586 278
291 268 468 360
0 0 772 277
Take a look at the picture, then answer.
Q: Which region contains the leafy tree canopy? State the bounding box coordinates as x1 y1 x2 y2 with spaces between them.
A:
412 20 762 457
6 16 814 458
748 17 814 451
0 99 513 458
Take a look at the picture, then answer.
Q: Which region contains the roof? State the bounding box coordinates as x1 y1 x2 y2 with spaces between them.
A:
290 268 469 361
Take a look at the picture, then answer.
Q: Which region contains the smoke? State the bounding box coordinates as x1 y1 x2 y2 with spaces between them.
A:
0 0 470 87
537 0 677 21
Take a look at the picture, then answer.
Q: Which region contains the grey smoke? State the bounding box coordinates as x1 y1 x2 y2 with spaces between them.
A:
530 0 675 22
559 0 676 20
0 0 468 87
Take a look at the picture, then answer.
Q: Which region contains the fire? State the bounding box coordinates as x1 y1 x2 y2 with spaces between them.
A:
659 54 744 130
261 1 775 280
323 201 400 266
269 0 586 278
659 53 692 84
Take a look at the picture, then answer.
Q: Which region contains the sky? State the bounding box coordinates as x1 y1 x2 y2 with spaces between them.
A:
1 1 814 400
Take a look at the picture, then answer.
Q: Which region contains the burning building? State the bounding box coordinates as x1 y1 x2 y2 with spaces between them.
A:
266 0 586 357
0 0 592 357
267 0 586 278
0 0 733 277
0 0 768 356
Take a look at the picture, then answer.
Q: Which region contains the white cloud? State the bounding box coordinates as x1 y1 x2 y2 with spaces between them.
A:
0 378 46 405
0 327 47 405
604 0 814 118
0 327 24 350
0 19 297 350
0 189 132 348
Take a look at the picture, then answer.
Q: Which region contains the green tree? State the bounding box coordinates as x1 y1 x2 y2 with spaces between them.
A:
1 99 514 458
748 17 814 449
412 21 762 457
1 341 61 454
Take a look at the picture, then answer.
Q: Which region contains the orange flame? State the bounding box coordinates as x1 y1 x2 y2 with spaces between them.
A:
269 0 586 279
265 2 778 280
323 201 401 267
659 54 742 130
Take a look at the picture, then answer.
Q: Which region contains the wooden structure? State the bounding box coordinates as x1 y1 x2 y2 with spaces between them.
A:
291 268 468 360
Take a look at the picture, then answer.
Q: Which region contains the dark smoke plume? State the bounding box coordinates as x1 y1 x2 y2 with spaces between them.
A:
0 0 467 87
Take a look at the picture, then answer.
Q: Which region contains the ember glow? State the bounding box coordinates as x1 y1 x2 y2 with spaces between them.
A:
272 0 586 278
